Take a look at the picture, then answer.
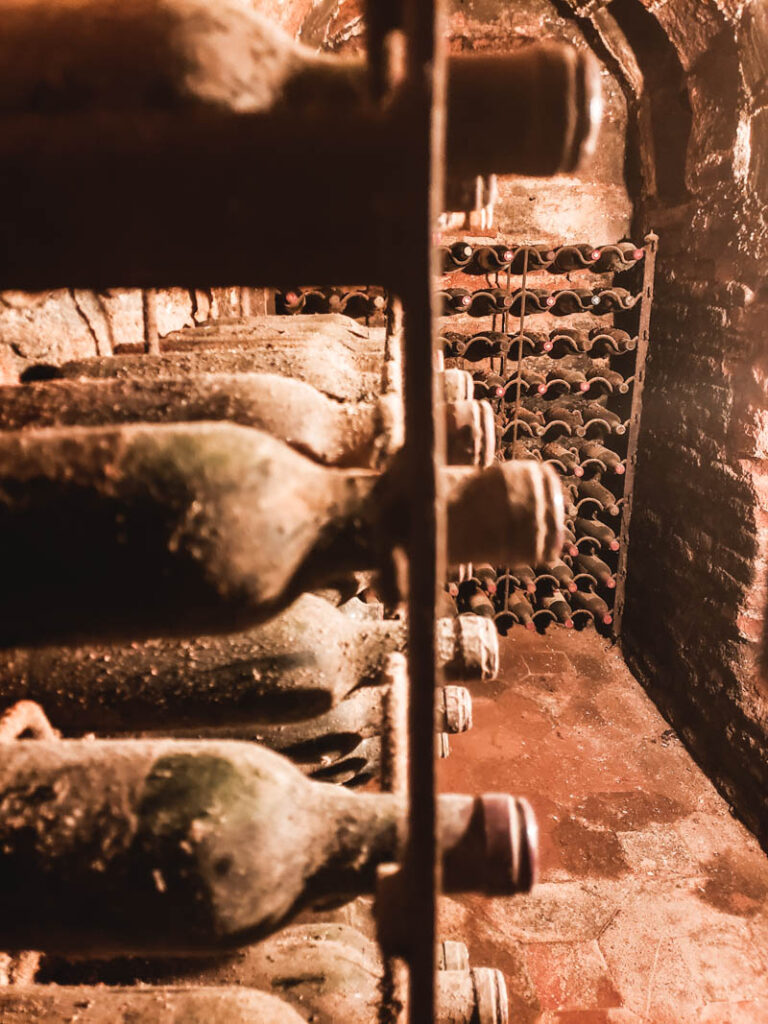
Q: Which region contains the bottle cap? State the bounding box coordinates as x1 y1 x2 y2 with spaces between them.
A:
444 614 499 681
472 967 510 1024
439 794 539 894
440 686 473 734
438 939 470 972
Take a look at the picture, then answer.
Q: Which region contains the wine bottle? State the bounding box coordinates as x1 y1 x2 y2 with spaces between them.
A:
439 938 471 971
444 368 474 402
544 403 583 431
540 366 589 397
539 588 574 627
544 559 578 593
438 288 473 315
562 524 579 558
457 579 495 619
0 739 538 953
507 245 555 273
574 553 616 590
473 563 498 595
590 242 644 273
470 244 515 273
574 440 626 475
155 313 385 355
446 399 496 467
594 287 636 313
577 477 620 516
501 440 540 462
541 328 585 358
38 924 508 1024
0 987 304 1024
440 241 474 272
579 402 625 436
473 370 505 401
573 516 620 552
0 373 403 469
42 347 383 404
506 367 546 397
571 588 613 626
549 243 599 273
583 366 628 398
503 589 535 631
508 565 536 594
278 289 306 314
135 681 471 757
508 406 545 429
0 594 496 732
541 441 583 477
588 328 636 356
468 289 513 317
0 424 564 646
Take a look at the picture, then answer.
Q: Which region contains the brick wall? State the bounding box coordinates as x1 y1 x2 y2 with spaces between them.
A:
595 0 768 846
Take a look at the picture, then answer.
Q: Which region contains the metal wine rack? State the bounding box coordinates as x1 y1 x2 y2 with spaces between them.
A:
0 2 605 1021
441 234 657 639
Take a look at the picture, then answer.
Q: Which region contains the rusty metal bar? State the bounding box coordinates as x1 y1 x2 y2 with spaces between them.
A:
613 231 658 637
400 3 446 1023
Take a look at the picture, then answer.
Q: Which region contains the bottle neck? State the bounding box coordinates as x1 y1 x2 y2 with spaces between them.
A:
309 789 401 901
298 470 392 592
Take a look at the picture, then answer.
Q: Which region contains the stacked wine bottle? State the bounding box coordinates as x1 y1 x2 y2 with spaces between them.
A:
275 285 389 324
2 303 565 1021
438 239 654 637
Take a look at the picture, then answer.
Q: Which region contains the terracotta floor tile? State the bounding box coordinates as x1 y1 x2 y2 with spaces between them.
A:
438 631 768 1023
525 940 622 1011
697 1000 768 1023
536 1011 644 1024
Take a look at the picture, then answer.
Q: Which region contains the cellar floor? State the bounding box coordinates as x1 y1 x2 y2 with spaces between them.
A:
437 629 768 1024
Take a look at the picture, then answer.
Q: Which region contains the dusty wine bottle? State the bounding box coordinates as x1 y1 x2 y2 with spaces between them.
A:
446 399 496 467
0 373 402 469
43 325 386 404
539 589 574 628
0 739 538 953
143 314 385 357
0 987 304 1024
573 516 620 552
0 594 495 731
440 241 474 272
438 288 473 315
0 423 563 646
574 552 616 589
545 559 578 593
470 244 515 273
152 683 471 752
590 242 644 272
574 440 625 475
504 590 536 631
541 440 583 476
0 377 495 471
457 579 496 619
550 243 599 272
38 924 508 1024
577 477 620 516
571 588 613 625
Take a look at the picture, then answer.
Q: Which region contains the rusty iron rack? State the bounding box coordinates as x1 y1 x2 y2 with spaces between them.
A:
613 232 658 637
440 233 657 639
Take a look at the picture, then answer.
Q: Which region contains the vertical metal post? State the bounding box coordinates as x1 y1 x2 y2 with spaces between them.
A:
142 288 159 355
400 4 446 1023
614 231 658 636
